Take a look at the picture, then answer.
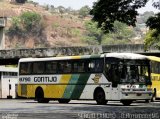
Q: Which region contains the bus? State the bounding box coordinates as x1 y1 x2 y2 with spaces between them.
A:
17 53 152 105
147 56 160 101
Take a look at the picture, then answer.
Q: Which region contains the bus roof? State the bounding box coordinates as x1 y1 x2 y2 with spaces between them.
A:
106 53 147 60
147 56 160 62
19 54 103 62
19 53 147 62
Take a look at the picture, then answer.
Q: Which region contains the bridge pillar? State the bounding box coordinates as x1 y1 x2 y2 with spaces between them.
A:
0 17 5 49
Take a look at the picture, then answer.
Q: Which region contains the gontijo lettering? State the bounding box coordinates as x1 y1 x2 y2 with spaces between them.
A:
34 76 57 82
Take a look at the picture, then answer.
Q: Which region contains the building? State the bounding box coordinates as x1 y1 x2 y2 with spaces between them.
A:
0 66 18 98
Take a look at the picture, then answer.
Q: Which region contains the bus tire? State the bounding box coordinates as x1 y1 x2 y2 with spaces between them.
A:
94 88 107 105
35 87 49 103
121 100 132 106
151 89 156 102
58 99 70 103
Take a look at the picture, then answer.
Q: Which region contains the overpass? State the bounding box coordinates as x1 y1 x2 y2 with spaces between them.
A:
0 44 159 65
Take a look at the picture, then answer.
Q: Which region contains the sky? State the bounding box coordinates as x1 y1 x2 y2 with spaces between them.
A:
32 0 160 14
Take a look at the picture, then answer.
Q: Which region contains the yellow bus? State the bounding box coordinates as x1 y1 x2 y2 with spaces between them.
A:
147 56 160 101
17 53 152 105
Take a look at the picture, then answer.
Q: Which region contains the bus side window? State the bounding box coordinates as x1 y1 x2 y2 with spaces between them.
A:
87 59 103 73
64 62 72 73
58 62 64 73
46 62 57 74
33 62 45 74
78 61 85 72
73 60 85 73
20 63 32 75
88 60 95 72
95 59 103 72
20 63 28 74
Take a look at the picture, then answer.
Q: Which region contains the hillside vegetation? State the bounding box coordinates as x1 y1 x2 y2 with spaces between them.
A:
0 1 153 48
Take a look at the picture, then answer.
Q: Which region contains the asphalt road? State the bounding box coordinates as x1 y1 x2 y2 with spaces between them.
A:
0 99 160 119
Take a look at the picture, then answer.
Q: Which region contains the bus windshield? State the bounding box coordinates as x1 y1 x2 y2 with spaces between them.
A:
120 65 149 84
105 58 151 85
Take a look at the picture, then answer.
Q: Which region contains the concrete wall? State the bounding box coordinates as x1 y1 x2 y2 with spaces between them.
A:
0 44 159 60
0 46 103 59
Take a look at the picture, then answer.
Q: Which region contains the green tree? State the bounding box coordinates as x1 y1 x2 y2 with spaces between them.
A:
145 13 160 49
112 21 135 40
102 21 135 45
146 13 160 31
83 21 104 45
90 0 148 33
20 11 42 32
7 17 23 37
7 11 45 41
144 30 159 50
144 0 160 49
79 5 91 18
83 20 135 45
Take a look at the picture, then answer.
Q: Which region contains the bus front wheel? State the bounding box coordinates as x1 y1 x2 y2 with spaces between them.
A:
35 87 49 103
94 88 107 105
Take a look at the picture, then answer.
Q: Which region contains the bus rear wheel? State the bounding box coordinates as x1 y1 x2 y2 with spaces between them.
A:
58 99 70 103
121 100 132 106
35 87 49 103
94 89 107 105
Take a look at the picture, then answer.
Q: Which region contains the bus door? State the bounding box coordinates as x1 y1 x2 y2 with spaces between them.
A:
105 64 120 100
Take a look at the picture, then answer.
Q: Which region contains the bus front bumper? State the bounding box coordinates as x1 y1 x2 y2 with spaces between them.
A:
121 91 152 100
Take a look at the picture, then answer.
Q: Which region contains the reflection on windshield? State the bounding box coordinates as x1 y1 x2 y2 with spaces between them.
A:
120 65 148 84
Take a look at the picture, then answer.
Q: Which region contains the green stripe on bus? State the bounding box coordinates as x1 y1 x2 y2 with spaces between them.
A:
62 74 80 99
70 74 90 99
